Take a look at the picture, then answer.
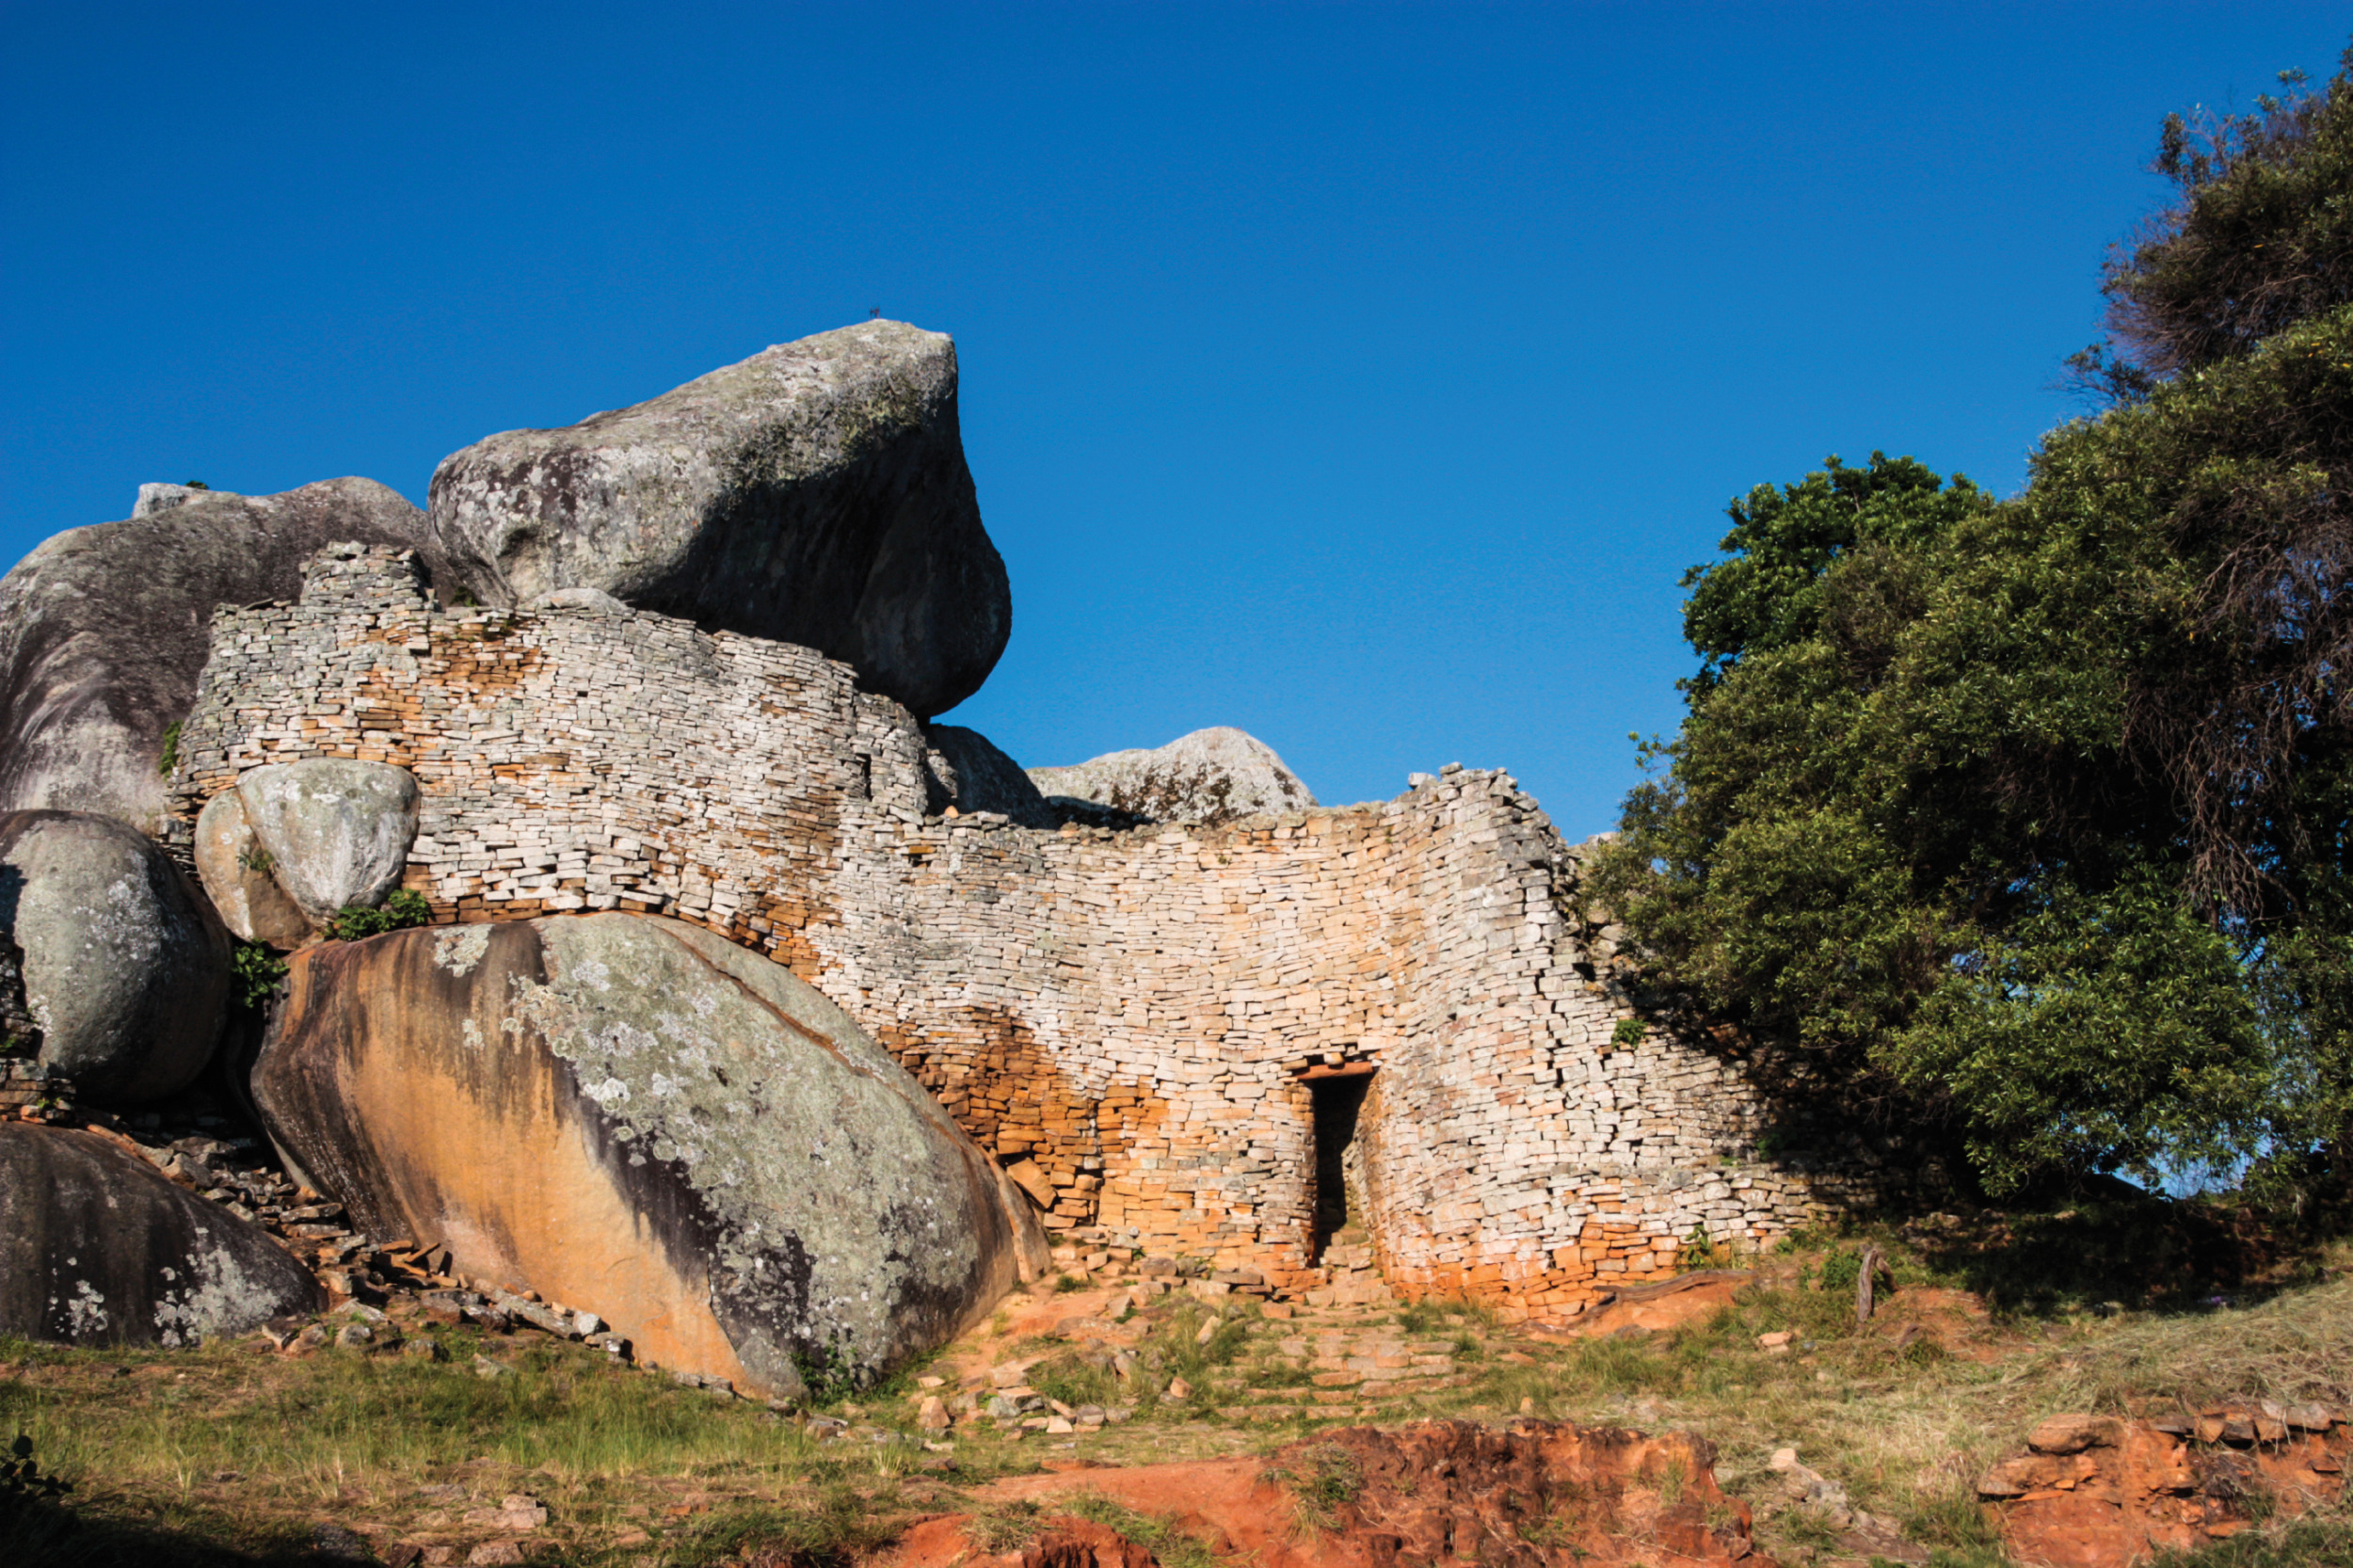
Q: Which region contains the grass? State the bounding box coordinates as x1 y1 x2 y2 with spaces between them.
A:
0 1327 964 1566
1895 1190 2340 1319
1027 1298 1254 1415
1055 1491 1226 1568
964 1496 1047 1554
8 1213 2349 1566
3 1331 820 1481
663 1480 909 1568
966 1491 1225 1568
1258 1443 1362 1534
2147 1512 2353 1565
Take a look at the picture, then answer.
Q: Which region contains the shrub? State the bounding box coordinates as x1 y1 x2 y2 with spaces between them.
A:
229 942 288 1010
0 1432 71 1510
324 889 432 942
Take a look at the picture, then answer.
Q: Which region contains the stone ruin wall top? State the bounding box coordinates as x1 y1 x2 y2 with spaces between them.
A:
168 544 1883 1315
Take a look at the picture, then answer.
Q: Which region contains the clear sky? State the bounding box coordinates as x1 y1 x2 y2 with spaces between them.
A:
6 3 2346 835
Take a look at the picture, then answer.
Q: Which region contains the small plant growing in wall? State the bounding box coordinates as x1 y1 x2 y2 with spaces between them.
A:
1682 1224 1728 1269
1609 1017 1646 1050
324 888 432 942
154 720 182 777
230 941 289 1010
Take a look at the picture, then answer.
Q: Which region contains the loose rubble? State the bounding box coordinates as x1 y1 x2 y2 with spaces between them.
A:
1979 1404 2351 1568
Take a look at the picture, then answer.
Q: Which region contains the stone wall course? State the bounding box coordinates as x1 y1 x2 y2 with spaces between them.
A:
167 543 1884 1318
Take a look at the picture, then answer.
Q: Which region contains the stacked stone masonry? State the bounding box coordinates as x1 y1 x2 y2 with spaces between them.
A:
168 544 1880 1317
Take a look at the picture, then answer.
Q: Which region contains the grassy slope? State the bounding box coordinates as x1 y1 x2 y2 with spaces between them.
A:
4 1220 2349 1568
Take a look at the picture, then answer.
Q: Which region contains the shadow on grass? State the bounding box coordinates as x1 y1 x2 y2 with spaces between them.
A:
1903 1184 2335 1318
1 1497 320 1568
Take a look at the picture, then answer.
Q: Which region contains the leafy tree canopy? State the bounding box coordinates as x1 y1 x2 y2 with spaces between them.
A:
1599 46 2353 1205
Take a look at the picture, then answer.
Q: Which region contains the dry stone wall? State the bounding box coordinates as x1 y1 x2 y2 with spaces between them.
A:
168 543 1881 1318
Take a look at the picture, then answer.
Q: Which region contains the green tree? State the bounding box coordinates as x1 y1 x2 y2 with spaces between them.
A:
1599 44 2353 1202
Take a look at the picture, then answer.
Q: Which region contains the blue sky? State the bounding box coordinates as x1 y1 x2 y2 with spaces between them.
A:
6 3 2347 835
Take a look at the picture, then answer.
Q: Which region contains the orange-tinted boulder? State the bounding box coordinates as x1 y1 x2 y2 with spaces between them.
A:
253 912 1043 1399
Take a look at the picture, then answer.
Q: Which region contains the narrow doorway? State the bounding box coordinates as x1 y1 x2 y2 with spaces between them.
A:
1309 1070 1374 1258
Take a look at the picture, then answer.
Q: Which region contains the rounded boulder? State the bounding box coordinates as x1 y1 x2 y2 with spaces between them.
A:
1028 727 1319 824
253 912 1042 1399
193 789 312 947
234 759 420 925
0 1123 323 1345
0 809 231 1102
0 477 448 832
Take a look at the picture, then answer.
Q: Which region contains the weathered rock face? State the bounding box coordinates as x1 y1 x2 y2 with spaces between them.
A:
134 481 220 518
0 810 230 1103
193 791 311 947
1980 1408 2350 1568
254 912 1038 1397
426 320 1010 720
0 478 446 831
922 724 1057 826
0 1123 323 1346
1028 728 1317 824
233 759 420 924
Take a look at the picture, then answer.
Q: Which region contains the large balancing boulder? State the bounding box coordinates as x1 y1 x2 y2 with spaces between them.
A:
427 320 1010 719
0 1123 323 1346
231 760 420 926
0 478 448 832
0 810 231 1103
254 912 1039 1398
1029 727 1318 824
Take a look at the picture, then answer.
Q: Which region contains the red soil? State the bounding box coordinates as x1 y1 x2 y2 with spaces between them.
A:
877 1419 1773 1568
1980 1409 2349 1568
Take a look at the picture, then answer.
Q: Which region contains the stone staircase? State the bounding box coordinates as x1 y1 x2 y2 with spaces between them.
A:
1303 1226 1394 1308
